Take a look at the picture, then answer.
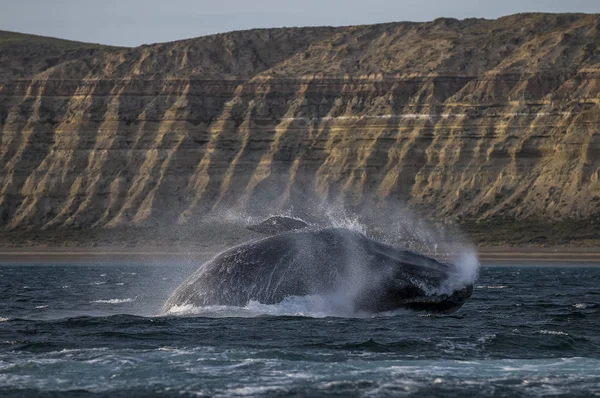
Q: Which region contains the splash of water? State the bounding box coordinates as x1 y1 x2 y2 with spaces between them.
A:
318 203 480 295
164 200 480 315
323 206 368 235
164 294 410 319
451 249 480 286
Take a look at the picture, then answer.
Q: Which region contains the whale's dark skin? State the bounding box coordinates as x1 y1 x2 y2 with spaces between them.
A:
164 220 473 314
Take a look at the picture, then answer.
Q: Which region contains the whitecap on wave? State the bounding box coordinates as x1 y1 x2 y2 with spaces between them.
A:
91 298 135 304
476 285 507 289
573 303 594 309
537 330 569 336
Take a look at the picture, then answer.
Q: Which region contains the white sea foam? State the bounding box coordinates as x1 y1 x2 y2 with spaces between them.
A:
245 296 333 317
477 334 497 343
91 298 135 304
165 296 331 318
0 317 8 322
538 330 569 336
573 303 592 309
163 294 405 319
227 386 285 396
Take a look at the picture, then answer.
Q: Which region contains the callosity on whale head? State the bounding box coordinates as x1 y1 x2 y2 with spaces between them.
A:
163 217 475 314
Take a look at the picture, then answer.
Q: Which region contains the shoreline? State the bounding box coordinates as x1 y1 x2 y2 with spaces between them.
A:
476 248 600 264
0 247 599 265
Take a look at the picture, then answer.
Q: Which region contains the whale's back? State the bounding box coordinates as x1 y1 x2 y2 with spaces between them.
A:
163 228 468 313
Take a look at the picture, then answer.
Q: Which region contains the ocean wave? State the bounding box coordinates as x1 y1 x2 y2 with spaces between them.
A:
573 303 596 309
538 330 569 336
477 334 497 344
0 317 8 322
91 298 135 304
227 386 286 396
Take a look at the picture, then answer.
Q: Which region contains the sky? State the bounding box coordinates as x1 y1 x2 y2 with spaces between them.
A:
2 0 600 47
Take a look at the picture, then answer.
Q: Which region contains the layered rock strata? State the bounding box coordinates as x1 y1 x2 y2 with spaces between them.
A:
0 14 599 235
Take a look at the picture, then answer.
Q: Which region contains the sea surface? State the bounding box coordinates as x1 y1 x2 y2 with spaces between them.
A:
0 262 599 397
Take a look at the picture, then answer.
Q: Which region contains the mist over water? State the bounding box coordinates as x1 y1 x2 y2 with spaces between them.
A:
209 197 480 267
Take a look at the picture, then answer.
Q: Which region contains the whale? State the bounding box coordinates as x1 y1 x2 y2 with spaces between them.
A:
163 217 474 314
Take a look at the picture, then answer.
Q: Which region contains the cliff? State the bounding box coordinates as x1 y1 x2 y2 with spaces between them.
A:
1 14 600 246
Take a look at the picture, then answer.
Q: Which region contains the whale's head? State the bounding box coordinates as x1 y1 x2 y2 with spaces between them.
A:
381 282 474 314
352 237 476 314
247 218 476 314
354 268 474 314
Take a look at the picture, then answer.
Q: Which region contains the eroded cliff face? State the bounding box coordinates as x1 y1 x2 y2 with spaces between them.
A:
1 14 599 232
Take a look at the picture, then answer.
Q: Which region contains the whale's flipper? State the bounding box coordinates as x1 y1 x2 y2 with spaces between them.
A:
248 216 309 235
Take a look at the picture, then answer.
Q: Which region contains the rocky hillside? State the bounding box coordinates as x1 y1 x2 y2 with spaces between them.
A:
1 13 599 244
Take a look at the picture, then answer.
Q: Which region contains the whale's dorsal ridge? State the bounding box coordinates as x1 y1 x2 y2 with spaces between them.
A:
247 216 309 235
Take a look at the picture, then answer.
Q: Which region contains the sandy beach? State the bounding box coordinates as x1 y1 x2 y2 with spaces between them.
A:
0 247 599 264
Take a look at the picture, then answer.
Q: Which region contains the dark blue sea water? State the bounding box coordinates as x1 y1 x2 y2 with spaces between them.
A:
1 263 599 397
